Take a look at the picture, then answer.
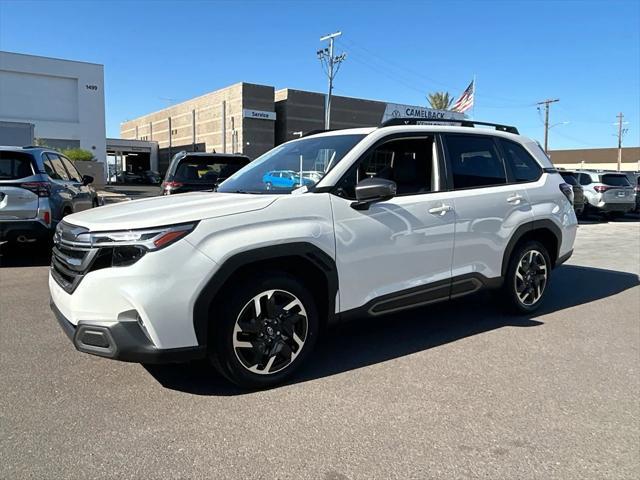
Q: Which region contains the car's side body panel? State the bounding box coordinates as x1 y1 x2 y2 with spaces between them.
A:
447 182 535 279
330 190 456 312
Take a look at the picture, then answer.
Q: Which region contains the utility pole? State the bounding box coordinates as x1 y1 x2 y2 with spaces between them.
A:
616 112 624 172
536 98 560 153
318 31 346 130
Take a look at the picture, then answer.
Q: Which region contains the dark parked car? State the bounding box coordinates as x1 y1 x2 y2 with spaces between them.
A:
161 151 250 195
116 171 142 184
0 146 97 243
559 170 585 216
116 170 160 185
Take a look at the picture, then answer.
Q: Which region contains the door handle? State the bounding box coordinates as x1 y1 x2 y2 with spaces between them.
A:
428 204 454 216
507 194 524 204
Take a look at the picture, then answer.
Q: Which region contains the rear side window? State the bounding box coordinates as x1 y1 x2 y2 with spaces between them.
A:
60 155 82 182
499 139 542 183
173 157 248 183
45 153 70 181
601 174 631 187
0 151 34 180
560 172 578 186
43 157 60 179
578 173 592 185
444 135 506 189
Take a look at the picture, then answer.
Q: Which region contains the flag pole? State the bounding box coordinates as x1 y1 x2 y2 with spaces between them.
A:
471 74 476 119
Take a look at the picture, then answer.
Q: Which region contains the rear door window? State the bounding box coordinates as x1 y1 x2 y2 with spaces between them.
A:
0 151 34 179
499 139 542 183
444 134 507 189
560 173 578 186
601 174 631 187
578 173 592 185
45 153 70 181
60 155 82 182
174 157 248 183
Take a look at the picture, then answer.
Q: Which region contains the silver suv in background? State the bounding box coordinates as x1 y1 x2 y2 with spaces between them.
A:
577 170 635 217
0 146 98 244
622 171 640 213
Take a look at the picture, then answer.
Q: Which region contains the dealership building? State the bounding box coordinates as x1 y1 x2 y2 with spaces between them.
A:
0 51 107 161
120 82 464 173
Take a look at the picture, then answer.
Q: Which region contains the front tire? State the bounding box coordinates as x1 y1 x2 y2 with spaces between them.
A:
209 272 319 389
503 240 551 314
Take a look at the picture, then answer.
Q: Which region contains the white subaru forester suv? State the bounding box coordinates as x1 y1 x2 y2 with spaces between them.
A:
50 119 577 388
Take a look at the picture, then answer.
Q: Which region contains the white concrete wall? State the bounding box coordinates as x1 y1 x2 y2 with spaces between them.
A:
0 51 106 163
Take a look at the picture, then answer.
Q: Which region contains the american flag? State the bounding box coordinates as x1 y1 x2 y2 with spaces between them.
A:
452 80 475 113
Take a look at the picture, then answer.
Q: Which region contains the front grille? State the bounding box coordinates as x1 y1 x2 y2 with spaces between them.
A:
50 221 98 294
51 243 98 293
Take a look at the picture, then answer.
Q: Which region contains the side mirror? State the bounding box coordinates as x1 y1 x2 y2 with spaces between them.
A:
351 177 397 210
82 175 94 186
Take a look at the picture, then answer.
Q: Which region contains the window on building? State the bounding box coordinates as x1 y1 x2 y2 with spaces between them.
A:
444 135 507 189
499 139 542 183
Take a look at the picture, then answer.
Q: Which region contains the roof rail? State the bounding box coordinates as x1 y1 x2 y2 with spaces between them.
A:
380 118 519 134
301 129 335 138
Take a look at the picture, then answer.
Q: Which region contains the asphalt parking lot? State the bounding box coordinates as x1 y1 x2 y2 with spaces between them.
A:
1 219 639 479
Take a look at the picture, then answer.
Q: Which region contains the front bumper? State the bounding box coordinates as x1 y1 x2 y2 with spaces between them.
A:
50 300 206 363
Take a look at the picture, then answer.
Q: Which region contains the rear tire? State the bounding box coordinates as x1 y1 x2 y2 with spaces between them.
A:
209 271 319 389
502 240 551 314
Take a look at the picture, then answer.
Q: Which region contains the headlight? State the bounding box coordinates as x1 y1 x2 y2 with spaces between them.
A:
75 222 198 251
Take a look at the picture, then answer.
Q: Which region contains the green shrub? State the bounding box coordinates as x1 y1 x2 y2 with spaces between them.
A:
61 148 95 161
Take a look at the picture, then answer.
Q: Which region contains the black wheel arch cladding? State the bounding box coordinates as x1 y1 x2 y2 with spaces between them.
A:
501 219 562 277
192 242 338 346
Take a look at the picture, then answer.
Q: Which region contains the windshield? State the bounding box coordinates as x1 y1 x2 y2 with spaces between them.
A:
217 134 366 194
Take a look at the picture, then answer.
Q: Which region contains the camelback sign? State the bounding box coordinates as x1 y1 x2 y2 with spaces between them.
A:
382 103 465 124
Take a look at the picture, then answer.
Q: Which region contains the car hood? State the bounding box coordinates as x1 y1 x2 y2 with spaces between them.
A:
64 192 279 231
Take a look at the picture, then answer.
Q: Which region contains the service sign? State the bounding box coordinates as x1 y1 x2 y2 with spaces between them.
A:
243 109 276 121
382 103 465 123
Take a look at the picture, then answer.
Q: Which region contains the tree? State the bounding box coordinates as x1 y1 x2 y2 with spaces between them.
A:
61 148 95 162
427 91 454 110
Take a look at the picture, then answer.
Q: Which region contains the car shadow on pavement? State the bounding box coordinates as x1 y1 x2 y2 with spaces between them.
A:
144 263 639 396
0 243 51 268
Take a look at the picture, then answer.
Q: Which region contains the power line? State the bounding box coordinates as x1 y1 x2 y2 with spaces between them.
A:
536 98 560 153
615 112 630 171
337 37 535 107
318 31 346 129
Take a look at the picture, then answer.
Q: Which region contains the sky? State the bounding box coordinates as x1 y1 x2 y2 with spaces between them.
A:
0 0 639 150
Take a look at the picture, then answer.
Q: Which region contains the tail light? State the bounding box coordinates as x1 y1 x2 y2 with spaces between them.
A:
43 211 51 225
162 181 183 189
20 182 50 197
593 185 610 193
559 183 574 204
